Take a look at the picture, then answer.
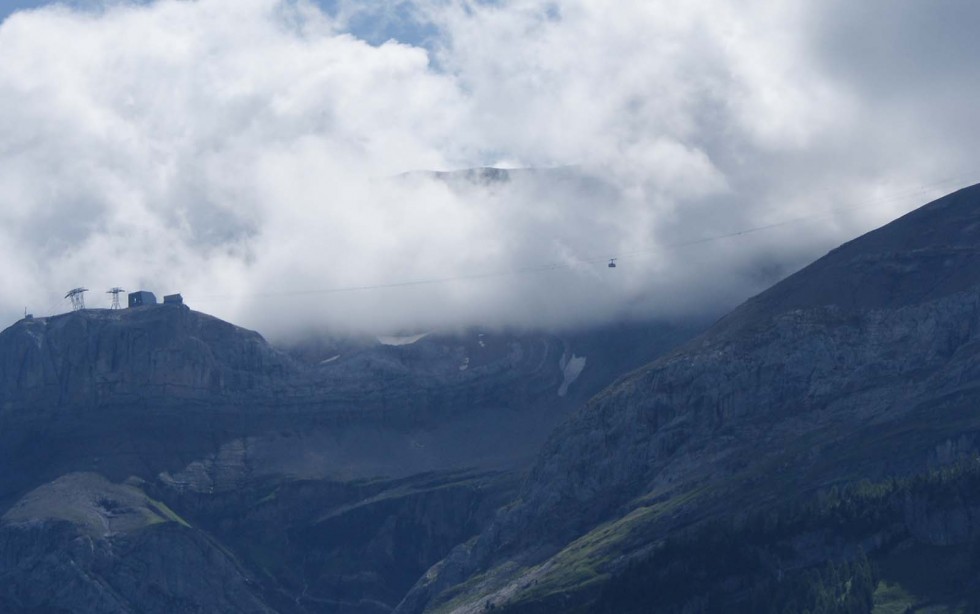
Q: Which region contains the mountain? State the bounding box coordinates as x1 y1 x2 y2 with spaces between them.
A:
396 183 980 613
0 302 700 613
9 180 980 613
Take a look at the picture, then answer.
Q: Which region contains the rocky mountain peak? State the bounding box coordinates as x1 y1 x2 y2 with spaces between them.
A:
0 304 294 411
712 183 980 340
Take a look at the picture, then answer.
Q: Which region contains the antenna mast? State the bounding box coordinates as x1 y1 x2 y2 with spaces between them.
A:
107 287 126 310
65 288 89 311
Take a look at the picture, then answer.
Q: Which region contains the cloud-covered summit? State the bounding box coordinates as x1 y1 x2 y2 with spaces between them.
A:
0 0 975 337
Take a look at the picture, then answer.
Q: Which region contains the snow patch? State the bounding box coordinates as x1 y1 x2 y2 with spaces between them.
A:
558 353 587 397
377 333 428 346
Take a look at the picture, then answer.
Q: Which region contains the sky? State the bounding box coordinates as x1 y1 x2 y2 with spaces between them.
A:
0 0 978 339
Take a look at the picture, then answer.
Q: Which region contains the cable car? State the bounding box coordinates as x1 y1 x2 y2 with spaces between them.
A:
608 258 617 268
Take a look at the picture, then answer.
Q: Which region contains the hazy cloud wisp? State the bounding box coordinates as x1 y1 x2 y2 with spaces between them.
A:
0 0 974 338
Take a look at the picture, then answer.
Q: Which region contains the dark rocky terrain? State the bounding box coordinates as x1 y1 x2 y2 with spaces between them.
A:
396 183 980 612
8 181 980 613
0 299 699 612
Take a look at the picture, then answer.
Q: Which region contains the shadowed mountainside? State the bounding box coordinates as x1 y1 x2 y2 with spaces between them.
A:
396 183 980 613
0 300 700 613
11 180 980 613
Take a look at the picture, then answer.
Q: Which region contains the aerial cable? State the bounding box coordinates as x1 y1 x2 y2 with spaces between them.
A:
189 175 976 303
43 175 980 308
193 181 969 303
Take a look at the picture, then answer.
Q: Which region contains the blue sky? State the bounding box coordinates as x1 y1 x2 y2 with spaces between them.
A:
0 0 48 16
0 0 111 20
0 0 436 47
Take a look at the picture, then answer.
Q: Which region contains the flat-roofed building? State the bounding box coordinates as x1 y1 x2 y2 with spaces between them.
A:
128 291 157 307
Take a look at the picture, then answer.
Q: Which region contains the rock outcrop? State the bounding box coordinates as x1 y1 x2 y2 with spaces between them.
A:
0 303 294 410
0 473 273 613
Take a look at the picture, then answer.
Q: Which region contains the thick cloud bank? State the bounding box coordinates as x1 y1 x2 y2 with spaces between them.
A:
0 0 975 337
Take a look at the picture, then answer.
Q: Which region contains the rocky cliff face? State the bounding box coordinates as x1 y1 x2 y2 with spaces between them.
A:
0 296 699 612
0 303 699 488
0 303 294 409
397 184 980 612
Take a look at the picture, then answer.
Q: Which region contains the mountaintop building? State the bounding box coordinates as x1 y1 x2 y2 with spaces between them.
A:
128 291 157 307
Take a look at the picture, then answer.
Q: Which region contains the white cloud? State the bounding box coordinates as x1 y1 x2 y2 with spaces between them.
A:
0 0 974 337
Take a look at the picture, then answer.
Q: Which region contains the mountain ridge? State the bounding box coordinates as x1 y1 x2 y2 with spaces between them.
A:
0 298 701 613
396 183 980 612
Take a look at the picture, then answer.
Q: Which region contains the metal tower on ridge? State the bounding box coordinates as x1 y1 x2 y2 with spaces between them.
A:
107 287 126 310
65 288 89 311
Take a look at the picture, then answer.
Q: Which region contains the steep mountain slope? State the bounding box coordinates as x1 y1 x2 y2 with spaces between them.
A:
0 473 273 613
398 183 980 612
0 302 700 612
